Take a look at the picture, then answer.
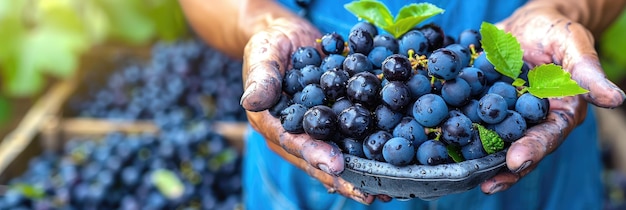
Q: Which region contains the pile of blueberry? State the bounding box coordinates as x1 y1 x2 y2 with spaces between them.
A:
270 22 549 166
0 40 246 209
68 39 247 123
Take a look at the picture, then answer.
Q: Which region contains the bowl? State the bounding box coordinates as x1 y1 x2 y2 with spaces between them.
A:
339 150 507 200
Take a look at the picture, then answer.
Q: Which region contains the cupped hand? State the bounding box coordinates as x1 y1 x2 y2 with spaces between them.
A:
241 16 378 204
481 5 626 194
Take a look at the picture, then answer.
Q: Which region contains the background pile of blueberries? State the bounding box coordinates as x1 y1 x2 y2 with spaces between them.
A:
0 39 247 210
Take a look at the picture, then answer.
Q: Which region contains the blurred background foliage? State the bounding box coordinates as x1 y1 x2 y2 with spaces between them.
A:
0 0 188 125
600 8 626 82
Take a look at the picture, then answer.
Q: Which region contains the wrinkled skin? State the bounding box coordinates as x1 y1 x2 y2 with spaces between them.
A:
180 0 626 204
482 3 626 194
241 17 381 204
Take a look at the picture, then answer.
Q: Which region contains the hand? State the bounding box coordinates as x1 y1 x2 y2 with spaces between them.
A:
240 11 382 205
481 3 626 194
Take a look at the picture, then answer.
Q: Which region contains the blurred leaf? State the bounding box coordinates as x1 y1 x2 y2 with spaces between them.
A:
0 96 10 124
143 0 187 41
95 0 154 44
0 1 25 59
82 1 110 43
35 0 84 34
600 9 626 82
0 0 188 97
152 169 184 200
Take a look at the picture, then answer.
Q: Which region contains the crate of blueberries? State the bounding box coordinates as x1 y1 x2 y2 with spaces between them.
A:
0 39 249 210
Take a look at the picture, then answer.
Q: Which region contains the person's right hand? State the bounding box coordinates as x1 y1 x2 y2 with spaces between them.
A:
240 15 379 204
179 0 382 204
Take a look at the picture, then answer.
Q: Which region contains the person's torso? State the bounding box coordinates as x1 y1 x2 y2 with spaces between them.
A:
277 0 527 39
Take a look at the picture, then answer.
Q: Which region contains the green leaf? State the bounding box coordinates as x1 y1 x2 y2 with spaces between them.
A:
480 22 523 80
384 3 444 38
0 96 10 125
152 169 185 200
600 9 626 81
446 144 465 163
512 78 526 87
475 123 504 154
95 0 154 44
344 0 394 28
527 64 589 98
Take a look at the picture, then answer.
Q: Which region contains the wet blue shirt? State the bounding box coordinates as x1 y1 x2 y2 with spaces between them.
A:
243 1 604 209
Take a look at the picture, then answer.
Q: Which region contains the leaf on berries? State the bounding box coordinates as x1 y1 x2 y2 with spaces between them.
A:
527 64 589 98
446 144 465 163
475 123 504 155
344 0 394 29
345 1 444 39
152 169 185 200
512 78 526 87
385 3 444 38
479 22 523 80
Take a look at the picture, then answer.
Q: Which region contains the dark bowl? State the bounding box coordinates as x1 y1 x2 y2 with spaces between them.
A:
339 150 507 200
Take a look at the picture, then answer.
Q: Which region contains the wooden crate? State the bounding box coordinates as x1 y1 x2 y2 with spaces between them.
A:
0 45 247 188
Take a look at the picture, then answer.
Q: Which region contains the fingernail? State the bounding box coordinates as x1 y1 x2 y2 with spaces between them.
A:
327 188 337 194
352 193 373 205
240 87 254 106
487 183 506 194
318 164 332 174
513 160 532 173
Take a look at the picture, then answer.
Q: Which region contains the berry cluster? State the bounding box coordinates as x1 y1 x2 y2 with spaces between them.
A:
0 40 246 209
68 39 246 122
271 22 549 166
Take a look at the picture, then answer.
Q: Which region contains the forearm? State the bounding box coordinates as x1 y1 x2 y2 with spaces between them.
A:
179 0 299 59
526 0 626 37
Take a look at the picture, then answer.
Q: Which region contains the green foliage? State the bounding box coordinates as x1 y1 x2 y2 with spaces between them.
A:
475 123 504 155
527 64 589 98
344 0 444 38
600 9 626 82
479 22 523 80
0 0 187 97
446 145 465 163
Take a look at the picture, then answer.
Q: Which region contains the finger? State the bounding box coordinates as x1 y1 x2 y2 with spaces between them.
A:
266 140 375 205
280 132 345 175
241 30 293 112
505 96 586 172
241 18 322 112
376 194 393 202
247 110 345 175
517 17 625 108
557 22 625 108
480 171 521 194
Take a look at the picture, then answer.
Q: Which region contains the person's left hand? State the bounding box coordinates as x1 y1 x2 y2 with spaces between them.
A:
480 3 626 194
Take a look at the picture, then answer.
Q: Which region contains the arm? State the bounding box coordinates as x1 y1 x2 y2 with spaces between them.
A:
179 0 300 58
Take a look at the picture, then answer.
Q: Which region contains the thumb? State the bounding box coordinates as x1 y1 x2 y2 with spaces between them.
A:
558 21 625 108
241 30 293 112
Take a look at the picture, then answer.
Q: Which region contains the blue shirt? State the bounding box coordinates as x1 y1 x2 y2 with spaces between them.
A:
242 1 604 209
